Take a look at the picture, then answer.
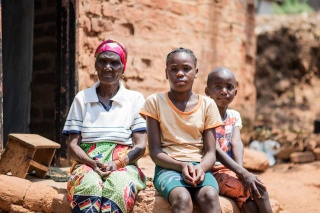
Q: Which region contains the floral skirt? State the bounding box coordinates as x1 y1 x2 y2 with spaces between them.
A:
67 142 146 213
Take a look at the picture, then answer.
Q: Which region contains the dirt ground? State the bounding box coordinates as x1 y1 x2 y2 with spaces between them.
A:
258 160 320 213
139 156 320 213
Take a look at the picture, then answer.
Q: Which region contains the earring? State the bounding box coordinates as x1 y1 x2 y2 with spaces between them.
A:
195 75 197 79
94 70 97 75
122 74 125 79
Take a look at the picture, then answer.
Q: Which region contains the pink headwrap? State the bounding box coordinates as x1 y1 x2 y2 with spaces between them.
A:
94 39 128 70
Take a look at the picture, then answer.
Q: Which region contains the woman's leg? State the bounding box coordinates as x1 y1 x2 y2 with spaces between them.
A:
168 187 193 213
68 164 103 213
101 166 145 213
192 186 221 213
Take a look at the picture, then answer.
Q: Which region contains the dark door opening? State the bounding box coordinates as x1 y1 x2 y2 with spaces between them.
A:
1 0 76 166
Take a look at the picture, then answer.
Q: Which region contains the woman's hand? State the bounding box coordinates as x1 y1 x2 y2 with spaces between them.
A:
237 169 266 199
93 160 118 179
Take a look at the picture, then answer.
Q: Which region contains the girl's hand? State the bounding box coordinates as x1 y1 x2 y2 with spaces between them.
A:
182 163 197 187
193 164 205 185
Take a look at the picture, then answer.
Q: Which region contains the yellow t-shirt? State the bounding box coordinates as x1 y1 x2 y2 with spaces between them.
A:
140 93 223 162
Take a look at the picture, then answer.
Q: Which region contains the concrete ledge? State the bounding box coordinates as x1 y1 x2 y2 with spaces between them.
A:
0 175 280 213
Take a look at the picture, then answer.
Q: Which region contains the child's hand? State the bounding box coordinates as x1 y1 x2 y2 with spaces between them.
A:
238 169 267 200
182 163 197 187
192 164 205 185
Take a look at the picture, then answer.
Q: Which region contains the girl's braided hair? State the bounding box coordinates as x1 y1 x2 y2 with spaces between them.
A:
166 47 197 66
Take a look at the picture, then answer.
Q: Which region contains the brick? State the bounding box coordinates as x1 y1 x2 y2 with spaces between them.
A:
290 151 315 163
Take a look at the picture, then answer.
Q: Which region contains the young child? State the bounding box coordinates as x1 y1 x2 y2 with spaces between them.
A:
140 48 223 213
205 67 273 213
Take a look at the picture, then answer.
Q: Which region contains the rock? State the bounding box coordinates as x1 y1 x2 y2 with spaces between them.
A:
51 193 71 213
275 143 295 160
290 151 315 163
0 175 31 211
9 204 31 213
243 148 269 171
0 174 281 213
132 189 241 213
270 198 281 213
24 183 58 213
133 189 280 213
312 148 320 160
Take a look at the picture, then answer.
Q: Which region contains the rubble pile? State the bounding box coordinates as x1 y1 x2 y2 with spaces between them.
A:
254 12 320 164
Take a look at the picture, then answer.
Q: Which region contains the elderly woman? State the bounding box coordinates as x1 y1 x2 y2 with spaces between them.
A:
63 39 146 213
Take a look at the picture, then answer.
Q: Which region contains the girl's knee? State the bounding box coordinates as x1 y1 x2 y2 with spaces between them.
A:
196 187 221 213
169 188 193 210
172 191 192 204
201 186 219 200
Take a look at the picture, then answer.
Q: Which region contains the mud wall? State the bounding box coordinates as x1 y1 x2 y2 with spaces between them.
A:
76 0 257 137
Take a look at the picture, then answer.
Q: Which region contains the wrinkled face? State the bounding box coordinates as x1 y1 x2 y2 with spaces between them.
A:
95 51 124 85
165 52 198 93
205 70 237 108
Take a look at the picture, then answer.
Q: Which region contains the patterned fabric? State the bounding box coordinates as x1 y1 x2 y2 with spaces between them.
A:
94 39 127 70
67 142 146 213
154 163 219 201
215 109 242 159
140 93 223 162
62 81 146 145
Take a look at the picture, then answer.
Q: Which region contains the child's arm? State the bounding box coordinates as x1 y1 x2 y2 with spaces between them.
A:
230 126 244 166
146 116 195 185
192 128 217 185
216 143 266 199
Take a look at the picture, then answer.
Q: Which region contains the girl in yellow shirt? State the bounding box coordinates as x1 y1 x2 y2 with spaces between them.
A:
140 47 223 213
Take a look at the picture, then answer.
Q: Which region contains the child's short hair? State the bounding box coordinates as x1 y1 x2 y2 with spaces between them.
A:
166 47 197 66
207 67 234 87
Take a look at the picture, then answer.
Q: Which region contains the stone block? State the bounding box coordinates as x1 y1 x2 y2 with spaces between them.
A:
290 151 315 163
132 189 241 213
51 193 71 213
0 175 31 211
24 182 58 212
